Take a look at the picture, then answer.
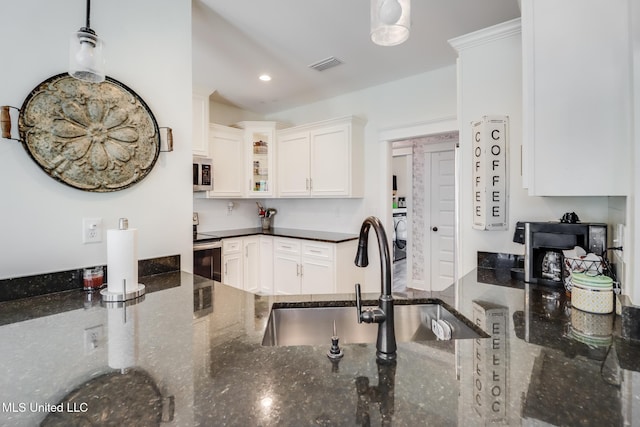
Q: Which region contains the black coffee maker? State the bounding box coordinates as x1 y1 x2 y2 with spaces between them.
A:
514 215 607 287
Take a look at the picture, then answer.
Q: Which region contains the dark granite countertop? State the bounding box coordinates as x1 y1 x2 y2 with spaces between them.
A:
1 269 638 426
196 227 359 243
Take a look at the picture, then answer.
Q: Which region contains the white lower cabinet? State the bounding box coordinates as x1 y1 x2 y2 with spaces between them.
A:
223 236 273 293
258 236 274 294
300 241 334 294
273 238 361 295
243 236 260 293
222 238 243 289
273 238 304 295
224 235 361 295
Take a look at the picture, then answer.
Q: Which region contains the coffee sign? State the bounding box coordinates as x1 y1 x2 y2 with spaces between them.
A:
472 300 508 423
472 116 508 230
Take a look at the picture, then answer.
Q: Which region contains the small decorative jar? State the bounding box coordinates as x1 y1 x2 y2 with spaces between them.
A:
570 272 614 314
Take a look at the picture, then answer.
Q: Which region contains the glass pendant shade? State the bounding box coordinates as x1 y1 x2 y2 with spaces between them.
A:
69 28 105 83
370 0 410 46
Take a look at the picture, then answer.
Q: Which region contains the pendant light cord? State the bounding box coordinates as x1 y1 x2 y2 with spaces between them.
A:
85 0 91 29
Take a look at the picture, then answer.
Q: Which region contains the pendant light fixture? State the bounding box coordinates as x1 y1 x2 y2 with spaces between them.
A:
69 0 105 83
370 0 411 46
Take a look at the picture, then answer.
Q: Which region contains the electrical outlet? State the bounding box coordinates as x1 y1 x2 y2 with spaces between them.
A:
82 218 103 244
84 325 104 354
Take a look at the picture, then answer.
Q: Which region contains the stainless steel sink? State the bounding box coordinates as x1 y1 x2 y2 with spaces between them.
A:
262 299 489 346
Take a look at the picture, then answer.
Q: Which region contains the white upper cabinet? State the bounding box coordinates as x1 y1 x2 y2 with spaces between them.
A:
521 0 631 196
236 121 278 198
277 116 365 198
277 131 311 197
208 124 244 197
207 122 278 198
192 91 210 157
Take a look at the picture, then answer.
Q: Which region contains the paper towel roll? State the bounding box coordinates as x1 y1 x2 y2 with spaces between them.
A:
107 228 138 294
107 304 137 370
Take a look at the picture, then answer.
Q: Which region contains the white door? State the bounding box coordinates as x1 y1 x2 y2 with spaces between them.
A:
426 150 455 291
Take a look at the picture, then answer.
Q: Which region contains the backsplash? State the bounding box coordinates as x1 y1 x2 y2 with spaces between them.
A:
0 255 180 302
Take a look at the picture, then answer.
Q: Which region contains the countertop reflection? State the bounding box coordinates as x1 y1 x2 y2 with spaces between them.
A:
1 269 639 426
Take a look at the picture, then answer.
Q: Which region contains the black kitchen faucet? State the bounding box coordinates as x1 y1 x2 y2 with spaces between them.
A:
354 216 397 362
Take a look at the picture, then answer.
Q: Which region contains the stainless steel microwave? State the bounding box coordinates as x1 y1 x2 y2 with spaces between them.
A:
193 156 213 191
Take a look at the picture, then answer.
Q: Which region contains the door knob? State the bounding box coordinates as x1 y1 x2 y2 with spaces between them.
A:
432 227 438 232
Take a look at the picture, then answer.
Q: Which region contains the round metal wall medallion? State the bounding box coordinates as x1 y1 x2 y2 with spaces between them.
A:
19 73 160 192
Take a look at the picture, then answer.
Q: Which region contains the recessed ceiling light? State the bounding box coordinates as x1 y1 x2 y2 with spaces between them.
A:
259 74 272 82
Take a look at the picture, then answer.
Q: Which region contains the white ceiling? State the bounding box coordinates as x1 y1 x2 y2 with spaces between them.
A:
193 0 521 115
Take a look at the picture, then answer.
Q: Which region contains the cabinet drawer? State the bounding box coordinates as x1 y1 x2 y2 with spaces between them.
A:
302 242 334 260
274 238 301 254
222 239 242 254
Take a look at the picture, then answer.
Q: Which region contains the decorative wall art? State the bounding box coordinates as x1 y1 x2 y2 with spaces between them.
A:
1 73 171 192
471 115 509 231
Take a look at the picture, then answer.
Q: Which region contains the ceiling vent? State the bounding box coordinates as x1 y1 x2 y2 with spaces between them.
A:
308 56 343 72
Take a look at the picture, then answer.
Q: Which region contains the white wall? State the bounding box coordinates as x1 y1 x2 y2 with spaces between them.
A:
0 0 193 279
451 19 610 277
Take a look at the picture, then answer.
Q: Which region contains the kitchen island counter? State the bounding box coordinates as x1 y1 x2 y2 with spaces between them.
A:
1 269 638 426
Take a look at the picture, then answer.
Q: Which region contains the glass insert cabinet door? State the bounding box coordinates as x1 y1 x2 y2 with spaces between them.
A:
236 121 277 197
251 133 269 193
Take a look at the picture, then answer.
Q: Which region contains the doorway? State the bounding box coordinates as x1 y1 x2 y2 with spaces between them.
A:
390 133 458 292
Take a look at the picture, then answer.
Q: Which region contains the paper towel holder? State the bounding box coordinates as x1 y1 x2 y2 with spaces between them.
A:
100 279 146 302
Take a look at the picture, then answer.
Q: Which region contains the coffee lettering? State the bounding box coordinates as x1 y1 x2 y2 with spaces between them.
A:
491 386 501 397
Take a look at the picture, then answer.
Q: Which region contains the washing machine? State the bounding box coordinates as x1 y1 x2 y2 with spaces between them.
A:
393 208 407 262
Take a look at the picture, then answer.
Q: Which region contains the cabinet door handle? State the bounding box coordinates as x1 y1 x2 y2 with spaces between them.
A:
305 178 309 190
300 265 304 277
245 247 248 257
296 264 300 276
432 227 438 232
309 249 321 254
309 178 313 190
224 262 228 275
249 179 252 192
